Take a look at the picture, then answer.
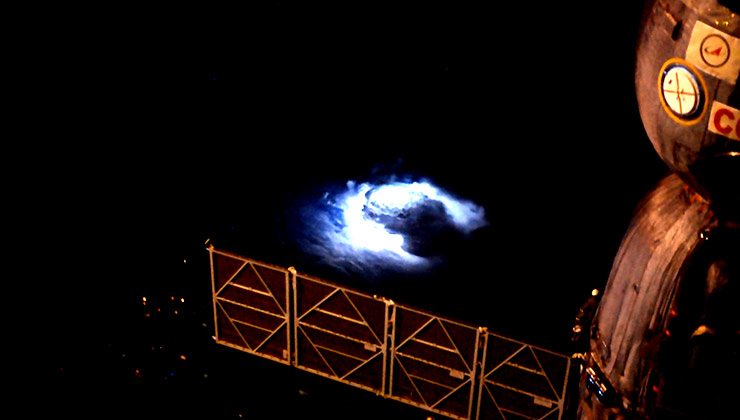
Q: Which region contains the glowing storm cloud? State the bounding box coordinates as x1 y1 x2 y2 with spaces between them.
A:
341 182 409 254
302 178 488 274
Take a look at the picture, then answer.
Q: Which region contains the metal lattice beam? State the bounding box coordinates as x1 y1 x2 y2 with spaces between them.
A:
207 246 570 420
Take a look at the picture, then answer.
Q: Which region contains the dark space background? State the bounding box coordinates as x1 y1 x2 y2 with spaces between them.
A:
34 2 669 419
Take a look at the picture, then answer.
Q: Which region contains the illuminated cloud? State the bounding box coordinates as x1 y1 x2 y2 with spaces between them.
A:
299 177 488 277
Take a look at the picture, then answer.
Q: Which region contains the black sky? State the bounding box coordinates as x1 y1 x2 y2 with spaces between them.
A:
37 2 671 419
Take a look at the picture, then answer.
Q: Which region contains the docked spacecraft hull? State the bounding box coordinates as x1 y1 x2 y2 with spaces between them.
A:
635 0 739 222
577 0 739 418
578 173 738 419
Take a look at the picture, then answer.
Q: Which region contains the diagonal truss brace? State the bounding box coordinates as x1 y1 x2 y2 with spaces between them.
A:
207 246 571 420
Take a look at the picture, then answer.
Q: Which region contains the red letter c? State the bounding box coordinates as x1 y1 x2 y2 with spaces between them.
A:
713 108 735 134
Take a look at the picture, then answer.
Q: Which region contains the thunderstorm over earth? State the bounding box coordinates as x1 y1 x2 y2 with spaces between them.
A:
300 177 489 275
35 1 737 420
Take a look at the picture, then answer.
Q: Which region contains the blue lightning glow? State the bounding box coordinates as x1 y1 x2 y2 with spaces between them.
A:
328 179 486 263
299 176 488 276
364 182 486 233
338 181 418 260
